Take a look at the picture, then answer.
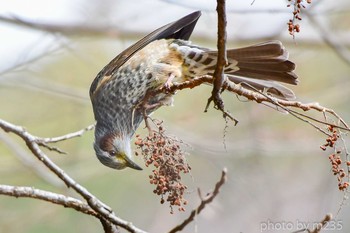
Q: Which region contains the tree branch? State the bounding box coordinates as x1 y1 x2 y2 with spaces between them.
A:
205 0 238 124
37 124 95 143
0 185 98 216
158 75 350 132
168 168 227 233
0 119 147 233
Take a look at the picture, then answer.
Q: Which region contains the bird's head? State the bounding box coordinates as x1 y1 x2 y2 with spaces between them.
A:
93 132 142 170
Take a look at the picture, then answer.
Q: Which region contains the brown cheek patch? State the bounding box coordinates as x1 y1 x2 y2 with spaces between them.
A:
99 132 123 152
99 133 115 152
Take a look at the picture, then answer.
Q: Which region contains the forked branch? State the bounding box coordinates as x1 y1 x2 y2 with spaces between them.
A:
168 168 228 233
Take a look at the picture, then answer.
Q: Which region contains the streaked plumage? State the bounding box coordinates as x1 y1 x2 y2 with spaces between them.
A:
90 11 298 170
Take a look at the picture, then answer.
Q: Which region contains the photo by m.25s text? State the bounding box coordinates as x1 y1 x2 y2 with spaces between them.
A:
260 219 343 232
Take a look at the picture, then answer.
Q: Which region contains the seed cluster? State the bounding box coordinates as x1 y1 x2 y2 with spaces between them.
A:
329 152 349 191
320 125 350 191
287 0 312 36
320 125 339 151
134 121 191 213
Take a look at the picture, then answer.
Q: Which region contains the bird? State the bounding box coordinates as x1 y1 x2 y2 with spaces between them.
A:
89 11 298 170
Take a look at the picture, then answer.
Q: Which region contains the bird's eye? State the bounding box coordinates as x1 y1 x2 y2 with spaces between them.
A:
109 150 117 157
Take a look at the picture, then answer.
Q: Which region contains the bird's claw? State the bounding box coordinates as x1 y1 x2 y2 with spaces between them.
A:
163 73 176 93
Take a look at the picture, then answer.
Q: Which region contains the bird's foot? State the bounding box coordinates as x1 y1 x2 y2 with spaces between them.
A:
163 73 176 93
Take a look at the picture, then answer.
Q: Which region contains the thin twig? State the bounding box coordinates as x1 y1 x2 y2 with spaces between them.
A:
168 168 227 233
236 82 339 137
38 124 95 143
155 75 350 132
222 80 349 132
8 124 95 154
36 124 94 154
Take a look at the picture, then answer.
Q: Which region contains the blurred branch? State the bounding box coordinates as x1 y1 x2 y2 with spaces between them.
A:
0 119 147 233
0 15 121 37
1 75 89 104
2 11 350 48
168 168 228 233
0 45 61 77
0 131 63 188
163 0 347 14
306 13 350 66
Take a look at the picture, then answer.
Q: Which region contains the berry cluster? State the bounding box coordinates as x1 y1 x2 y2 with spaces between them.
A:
320 125 350 191
287 0 312 36
320 125 339 151
134 121 191 213
329 152 349 191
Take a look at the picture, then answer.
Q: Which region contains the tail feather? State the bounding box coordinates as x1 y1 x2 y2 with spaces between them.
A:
226 41 287 61
214 41 297 99
233 69 298 85
224 41 298 85
175 40 298 100
236 60 295 72
227 75 296 100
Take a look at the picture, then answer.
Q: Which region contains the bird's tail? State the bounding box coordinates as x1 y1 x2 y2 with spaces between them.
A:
176 40 298 100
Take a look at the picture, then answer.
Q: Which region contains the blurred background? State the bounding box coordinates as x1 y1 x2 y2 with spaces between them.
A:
1 0 350 232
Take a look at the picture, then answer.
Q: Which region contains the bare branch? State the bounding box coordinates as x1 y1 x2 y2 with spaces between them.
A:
0 184 98 216
100 218 120 233
0 184 120 232
157 75 350 132
168 168 227 233
205 0 238 124
38 124 95 143
0 119 147 233
33 124 95 153
211 0 227 100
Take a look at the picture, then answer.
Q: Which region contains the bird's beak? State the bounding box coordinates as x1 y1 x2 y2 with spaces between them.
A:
122 154 143 170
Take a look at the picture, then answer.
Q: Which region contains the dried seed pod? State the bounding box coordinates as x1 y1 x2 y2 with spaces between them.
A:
134 119 190 213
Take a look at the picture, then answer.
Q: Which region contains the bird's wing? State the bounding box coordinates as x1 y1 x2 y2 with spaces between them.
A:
90 11 201 98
